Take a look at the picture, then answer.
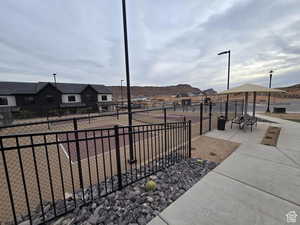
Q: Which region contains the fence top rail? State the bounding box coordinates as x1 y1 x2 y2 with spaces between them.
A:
0 106 175 130
0 121 188 139
0 121 190 151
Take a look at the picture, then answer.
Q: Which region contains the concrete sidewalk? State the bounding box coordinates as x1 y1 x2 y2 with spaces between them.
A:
148 115 300 225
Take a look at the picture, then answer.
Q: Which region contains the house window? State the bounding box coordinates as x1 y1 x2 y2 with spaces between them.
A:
101 95 107 101
46 95 54 103
24 96 35 105
0 97 8 105
68 96 76 102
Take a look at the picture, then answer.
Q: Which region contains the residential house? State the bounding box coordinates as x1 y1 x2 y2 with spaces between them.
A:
0 81 113 116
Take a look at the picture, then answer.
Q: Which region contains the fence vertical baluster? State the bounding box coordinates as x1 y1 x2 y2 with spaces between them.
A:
177 122 180 161
172 124 175 163
122 127 129 185
92 131 101 197
137 126 142 177
146 125 150 174
100 130 108 194
188 120 192 158
65 133 76 207
73 118 84 198
150 125 154 172
114 125 123 190
157 125 161 169
142 126 146 176
55 133 67 213
132 127 138 180
183 121 187 159
209 102 212 131
84 131 93 200
200 103 203 135
43 135 57 217
154 124 158 170
0 138 18 225
107 129 114 191
16 136 32 224
29 136 45 222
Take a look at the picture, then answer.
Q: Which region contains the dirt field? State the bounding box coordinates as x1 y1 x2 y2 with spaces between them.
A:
191 136 239 163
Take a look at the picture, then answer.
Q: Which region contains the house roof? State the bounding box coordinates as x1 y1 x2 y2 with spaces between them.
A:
0 81 112 95
91 84 112 94
0 82 37 95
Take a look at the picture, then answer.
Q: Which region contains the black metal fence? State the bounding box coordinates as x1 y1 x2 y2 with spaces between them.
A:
0 121 191 225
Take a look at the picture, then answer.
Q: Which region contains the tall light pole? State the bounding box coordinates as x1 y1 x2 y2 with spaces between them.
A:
121 0 135 163
121 79 124 108
266 70 273 113
53 73 57 86
52 73 59 116
218 50 231 120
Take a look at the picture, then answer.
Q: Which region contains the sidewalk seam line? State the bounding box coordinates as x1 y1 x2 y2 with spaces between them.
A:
158 214 171 225
212 170 300 207
275 147 300 168
234 151 300 170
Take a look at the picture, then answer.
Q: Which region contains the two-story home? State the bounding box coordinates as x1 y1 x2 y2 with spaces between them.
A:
0 81 113 116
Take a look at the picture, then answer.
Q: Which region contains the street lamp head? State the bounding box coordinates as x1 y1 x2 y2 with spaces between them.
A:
269 70 273 74
218 50 230 55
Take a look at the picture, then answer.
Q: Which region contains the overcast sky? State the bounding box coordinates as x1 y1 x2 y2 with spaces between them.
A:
0 0 299 91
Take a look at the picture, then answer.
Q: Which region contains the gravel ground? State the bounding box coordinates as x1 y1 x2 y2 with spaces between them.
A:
16 158 218 225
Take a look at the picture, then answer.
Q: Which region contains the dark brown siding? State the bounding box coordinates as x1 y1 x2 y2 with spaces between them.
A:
15 95 36 109
35 84 61 113
81 86 98 109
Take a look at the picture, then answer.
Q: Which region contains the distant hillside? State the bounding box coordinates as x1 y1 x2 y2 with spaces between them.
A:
110 84 202 98
279 84 300 98
203 88 217 95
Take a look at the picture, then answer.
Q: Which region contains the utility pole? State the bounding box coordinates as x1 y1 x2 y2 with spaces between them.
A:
121 0 135 163
217 50 231 120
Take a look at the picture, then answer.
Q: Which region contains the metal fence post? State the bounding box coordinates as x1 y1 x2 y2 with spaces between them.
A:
1 138 17 225
209 102 212 131
188 120 192 158
73 118 84 192
234 101 237 118
241 99 244 115
164 108 167 164
116 107 119 120
114 125 123 190
200 103 203 135
163 108 167 124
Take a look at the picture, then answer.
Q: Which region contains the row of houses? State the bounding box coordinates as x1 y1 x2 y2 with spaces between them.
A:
0 81 113 116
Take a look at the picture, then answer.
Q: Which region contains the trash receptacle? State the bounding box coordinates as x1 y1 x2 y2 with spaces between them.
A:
217 116 226 130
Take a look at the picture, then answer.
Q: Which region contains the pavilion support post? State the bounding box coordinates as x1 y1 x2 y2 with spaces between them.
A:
245 92 249 114
253 92 256 117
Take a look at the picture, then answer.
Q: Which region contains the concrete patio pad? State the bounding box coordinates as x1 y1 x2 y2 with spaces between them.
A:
148 114 300 225
214 152 300 206
235 143 299 168
150 173 300 225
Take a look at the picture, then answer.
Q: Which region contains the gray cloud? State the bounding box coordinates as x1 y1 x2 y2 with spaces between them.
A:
0 0 299 90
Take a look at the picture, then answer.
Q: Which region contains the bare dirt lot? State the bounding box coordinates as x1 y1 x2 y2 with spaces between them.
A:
191 136 239 163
